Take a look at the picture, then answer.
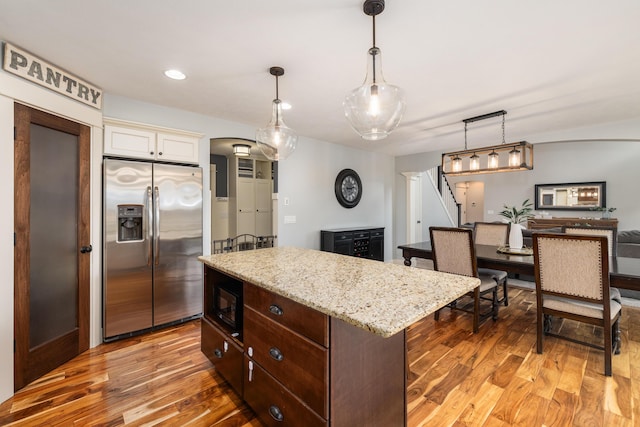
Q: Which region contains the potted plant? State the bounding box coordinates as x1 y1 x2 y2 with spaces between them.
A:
498 199 534 249
498 199 534 225
590 206 617 219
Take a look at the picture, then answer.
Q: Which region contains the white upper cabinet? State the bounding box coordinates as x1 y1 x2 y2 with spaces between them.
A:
104 125 156 160
104 118 201 164
157 132 200 164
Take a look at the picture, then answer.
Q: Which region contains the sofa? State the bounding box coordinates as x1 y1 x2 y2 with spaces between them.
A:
616 230 640 300
618 230 640 258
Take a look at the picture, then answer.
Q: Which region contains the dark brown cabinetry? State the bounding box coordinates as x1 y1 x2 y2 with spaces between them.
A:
320 227 384 261
244 357 327 427
201 319 243 394
527 217 618 230
201 267 244 395
201 265 406 426
244 283 329 425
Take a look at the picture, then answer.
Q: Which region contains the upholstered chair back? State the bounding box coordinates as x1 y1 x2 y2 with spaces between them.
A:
535 234 608 302
562 226 617 257
474 222 510 246
429 227 476 277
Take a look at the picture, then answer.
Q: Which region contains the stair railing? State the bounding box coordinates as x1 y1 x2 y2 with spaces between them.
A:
428 166 461 226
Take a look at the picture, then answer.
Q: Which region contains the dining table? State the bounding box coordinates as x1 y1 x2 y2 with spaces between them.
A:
398 241 640 292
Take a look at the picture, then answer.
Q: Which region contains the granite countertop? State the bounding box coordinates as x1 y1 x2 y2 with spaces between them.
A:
199 247 480 338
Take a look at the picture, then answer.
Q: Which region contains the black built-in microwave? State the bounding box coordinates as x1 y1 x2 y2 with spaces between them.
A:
214 281 242 335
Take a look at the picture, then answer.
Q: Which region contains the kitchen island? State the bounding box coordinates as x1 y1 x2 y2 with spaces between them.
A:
199 247 479 427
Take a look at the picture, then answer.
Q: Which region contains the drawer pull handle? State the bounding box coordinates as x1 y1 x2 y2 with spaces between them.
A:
269 304 283 316
269 347 284 361
214 349 223 359
269 405 284 422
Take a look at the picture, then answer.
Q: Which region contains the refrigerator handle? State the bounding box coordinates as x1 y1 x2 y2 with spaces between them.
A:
154 186 160 266
146 186 153 266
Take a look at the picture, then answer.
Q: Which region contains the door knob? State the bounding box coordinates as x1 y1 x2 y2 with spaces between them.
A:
80 245 93 253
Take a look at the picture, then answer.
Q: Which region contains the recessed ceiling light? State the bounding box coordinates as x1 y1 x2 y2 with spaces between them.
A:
281 102 292 110
164 69 186 80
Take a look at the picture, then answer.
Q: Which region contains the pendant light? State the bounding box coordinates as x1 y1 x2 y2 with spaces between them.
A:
256 66 298 161
344 0 405 141
508 146 522 167
488 150 500 169
469 153 480 171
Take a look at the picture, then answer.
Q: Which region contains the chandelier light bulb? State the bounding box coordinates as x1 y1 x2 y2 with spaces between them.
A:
469 153 480 171
488 151 499 169
452 155 462 173
508 147 521 167
368 84 380 117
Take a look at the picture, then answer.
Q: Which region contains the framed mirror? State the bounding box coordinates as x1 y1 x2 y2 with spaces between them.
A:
534 181 606 211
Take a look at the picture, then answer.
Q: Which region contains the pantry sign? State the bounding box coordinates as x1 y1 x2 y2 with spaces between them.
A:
3 42 102 109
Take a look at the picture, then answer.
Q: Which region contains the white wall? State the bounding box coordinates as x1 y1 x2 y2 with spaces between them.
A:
0 94 14 404
277 135 394 256
394 151 443 254
421 176 455 240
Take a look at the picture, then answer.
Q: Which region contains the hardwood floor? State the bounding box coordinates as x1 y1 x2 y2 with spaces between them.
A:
1 288 638 426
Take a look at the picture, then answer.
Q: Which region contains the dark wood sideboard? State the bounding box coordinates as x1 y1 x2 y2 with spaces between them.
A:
527 217 618 230
320 227 384 261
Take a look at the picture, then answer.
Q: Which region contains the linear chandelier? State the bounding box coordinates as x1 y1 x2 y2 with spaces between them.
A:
442 110 533 176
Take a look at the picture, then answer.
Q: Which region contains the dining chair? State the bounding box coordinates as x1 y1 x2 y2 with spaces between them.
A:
474 222 510 306
562 225 617 257
429 227 500 333
532 233 621 376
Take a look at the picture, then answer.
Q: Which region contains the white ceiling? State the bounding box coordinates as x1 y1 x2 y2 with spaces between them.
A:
1 0 639 157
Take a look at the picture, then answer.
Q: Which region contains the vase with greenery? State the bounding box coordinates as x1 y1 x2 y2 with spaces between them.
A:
498 199 534 249
498 199 534 225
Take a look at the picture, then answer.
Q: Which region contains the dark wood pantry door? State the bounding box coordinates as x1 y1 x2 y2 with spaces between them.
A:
14 103 91 391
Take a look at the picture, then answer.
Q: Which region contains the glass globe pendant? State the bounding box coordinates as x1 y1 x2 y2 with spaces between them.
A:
344 0 405 141
256 66 298 161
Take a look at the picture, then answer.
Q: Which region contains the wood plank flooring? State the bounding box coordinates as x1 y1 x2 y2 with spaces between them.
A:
1 287 638 426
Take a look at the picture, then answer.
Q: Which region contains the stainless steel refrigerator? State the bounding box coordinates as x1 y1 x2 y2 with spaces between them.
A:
103 158 203 341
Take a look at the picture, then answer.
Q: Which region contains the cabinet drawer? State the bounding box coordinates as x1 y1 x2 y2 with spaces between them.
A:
201 319 243 396
244 283 328 347
333 231 353 241
245 356 327 427
370 229 384 238
244 307 328 418
353 231 369 239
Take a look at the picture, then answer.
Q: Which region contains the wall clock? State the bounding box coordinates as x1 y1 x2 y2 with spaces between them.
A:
335 168 362 208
